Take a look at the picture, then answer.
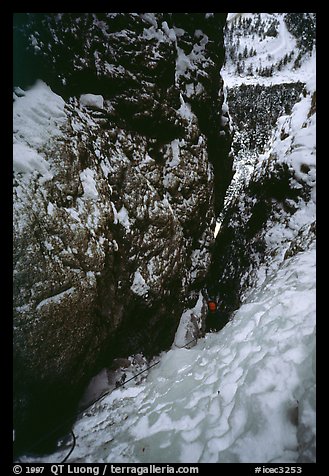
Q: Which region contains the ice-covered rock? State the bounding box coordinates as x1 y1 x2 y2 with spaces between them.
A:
80 94 104 109
13 13 230 455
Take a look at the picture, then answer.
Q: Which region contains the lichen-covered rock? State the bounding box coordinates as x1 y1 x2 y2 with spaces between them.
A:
13 13 230 455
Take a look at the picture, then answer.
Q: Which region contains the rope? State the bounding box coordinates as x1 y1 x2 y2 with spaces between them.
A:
18 359 160 460
173 336 198 349
60 430 76 464
85 359 161 409
19 336 198 463
58 360 163 463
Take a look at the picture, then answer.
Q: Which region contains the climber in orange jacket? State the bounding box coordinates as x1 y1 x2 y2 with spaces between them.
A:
207 299 217 313
202 285 227 333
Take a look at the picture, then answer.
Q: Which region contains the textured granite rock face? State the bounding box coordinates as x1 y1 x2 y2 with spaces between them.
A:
13 13 230 454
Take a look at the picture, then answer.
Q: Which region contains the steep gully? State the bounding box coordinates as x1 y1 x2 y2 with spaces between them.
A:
13 13 310 458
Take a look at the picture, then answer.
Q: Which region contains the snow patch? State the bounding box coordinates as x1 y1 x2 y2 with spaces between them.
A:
36 287 76 310
177 94 196 121
214 222 221 238
169 140 180 167
13 143 53 181
117 206 131 232
79 168 99 199
13 80 66 151
131 270 149 297
80 94 104 109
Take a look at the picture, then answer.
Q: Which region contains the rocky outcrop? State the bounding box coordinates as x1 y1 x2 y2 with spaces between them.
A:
13 13 230 455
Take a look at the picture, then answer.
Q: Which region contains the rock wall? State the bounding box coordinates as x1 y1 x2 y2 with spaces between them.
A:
13 13 230 455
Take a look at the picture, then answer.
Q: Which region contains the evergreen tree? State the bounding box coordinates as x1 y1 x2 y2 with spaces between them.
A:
266 21 278 37
229 45 237 62
236 61 245 75
293 52 302 69
247 64 254 76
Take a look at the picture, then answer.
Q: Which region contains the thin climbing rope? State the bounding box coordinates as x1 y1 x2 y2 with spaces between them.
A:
19 335 199 463
61 430 76 463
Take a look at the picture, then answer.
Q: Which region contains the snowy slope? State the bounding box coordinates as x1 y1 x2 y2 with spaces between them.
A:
223 13 316 87
20 239 315 464
100 244 315 464
13 81 66 180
